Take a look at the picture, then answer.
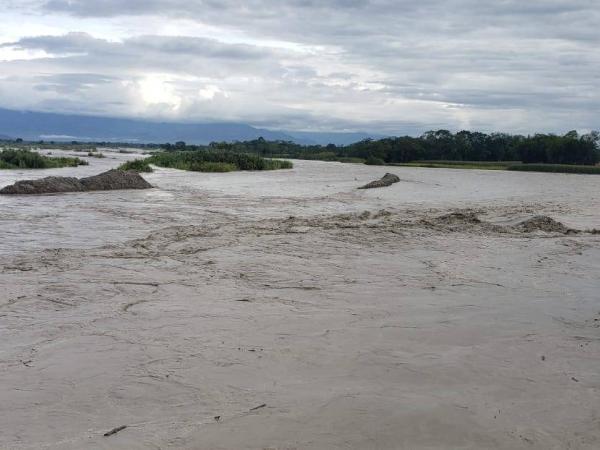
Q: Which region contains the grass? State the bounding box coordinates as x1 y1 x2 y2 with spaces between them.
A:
507 164 600 174
185 162 237 172
119 151 293 173
335 157 366 164
119 159 154 172
387 160 600 174
271 153 365 164
390 160 519 170
0 148 88 169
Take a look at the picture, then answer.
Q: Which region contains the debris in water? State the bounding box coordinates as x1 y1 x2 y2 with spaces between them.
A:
435 211 481 225
358 173 400 189
104 425 127 437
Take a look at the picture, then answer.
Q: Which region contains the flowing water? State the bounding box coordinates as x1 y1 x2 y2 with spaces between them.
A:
1 150 600 449
1 149 599 256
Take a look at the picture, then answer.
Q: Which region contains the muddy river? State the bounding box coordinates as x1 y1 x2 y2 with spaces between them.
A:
1 150 599 449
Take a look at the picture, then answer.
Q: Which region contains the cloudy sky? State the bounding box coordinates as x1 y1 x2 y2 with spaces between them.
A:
0 0 598 134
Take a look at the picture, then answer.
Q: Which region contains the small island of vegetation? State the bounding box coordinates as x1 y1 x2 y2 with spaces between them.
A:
0 148 88 169
119 150 293 173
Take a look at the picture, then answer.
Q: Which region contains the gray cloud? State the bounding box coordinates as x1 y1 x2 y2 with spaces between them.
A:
0 0 597 133
4 32 277 60
32 73 115 94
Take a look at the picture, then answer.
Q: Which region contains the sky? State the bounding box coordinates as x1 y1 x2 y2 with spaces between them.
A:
0 0 598 135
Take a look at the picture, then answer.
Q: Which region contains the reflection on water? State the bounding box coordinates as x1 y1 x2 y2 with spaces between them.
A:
1 150 599 256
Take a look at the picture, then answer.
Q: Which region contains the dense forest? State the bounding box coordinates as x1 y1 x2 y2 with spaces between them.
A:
163 130 600 166
2 129 598 167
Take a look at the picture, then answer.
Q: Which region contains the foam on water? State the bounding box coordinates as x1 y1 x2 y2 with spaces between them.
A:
1 152 599 255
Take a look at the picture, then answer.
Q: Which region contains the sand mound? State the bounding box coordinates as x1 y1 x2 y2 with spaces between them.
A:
358 173 400 189
515 216 575 234
80 170 152 191
435 211 482 225
0 177 84 195
0 170 152 195
422 212 581 235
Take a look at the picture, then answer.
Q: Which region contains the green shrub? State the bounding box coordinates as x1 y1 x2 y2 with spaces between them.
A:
0 149 87 169
118 152 292 172
119 159 153 172
140 151 293 172
336 157 366 164
261 158 294 170
185 161 237 172
299 151 338 161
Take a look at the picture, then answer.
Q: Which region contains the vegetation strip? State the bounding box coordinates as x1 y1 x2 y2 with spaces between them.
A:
0 149 87 169
119 151 293 173
507 164 600 174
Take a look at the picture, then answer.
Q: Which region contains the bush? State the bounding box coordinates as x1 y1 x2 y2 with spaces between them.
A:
118 152 292 173
0 149 87 169
336 157 366 164
186 161 237 172
119 159 153 172
139 151 293 172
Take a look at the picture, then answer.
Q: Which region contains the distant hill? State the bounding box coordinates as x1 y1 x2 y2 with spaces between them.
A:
0 108 295 145
0 108 377 146
0 133 13 140
287 131 385 146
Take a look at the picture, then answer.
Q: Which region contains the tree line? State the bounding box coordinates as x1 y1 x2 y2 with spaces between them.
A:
163 130 600 166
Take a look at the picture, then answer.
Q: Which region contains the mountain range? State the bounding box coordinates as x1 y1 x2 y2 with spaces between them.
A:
0 108 379 146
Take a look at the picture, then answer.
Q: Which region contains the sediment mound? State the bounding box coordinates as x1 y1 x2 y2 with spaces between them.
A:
358 173 400 189
515 216 575 234
418 210 493 232
80 170 152 191
421 211 582 235
0 177 84 194
0 169 151 195
435 211 481 225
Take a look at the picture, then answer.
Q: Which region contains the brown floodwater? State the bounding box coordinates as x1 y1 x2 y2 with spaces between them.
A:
1 150 599 449
1 149 599 256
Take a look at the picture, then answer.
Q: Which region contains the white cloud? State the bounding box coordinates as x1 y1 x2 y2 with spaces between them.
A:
137 74 181 109
198 84 227 100
0 0 598 134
